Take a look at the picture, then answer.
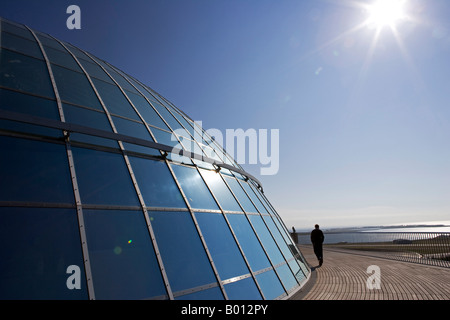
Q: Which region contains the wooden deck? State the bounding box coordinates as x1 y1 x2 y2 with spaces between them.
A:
291 245 450 300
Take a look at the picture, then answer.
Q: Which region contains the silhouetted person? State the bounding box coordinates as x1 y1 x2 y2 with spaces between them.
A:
310 224 324 266
292 226 296 233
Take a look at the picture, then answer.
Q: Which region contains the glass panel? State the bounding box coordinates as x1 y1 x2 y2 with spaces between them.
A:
226 214 271 272
0 88 59 119
129 156 186 208
35 32 65 50
51 64 102 110
148 211 217 292
170 164 219 210
288 259 305 283
239 181 268 214
0 136 74 203
1 20 34 40
224 277 262 300
63 103 112 131
96 63 138 94
152 127 180 148
44 46 81 71
0 49 54 98
249 215 284 265
0 31 42 59
0 207 88 300
92 78 140 120
111 116 152 141
176 286 223 300
199 170 241 212
63 43 92 61
72 147 139 206
225 177 258 213
126 92 169 130
276 263 298 292
151 102 191 138
83 209 166 300
255 270 285 300
195 212 249 280
0 119 63 138
262 216 293 262
77 59 112 83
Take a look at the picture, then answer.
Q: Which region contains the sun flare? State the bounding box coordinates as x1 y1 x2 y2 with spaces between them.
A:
366 0 406 29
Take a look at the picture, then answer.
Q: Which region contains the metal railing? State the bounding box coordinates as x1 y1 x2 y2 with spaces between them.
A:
295 232 450 268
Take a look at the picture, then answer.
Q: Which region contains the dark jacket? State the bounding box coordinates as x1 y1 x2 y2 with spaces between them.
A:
310 229 324 245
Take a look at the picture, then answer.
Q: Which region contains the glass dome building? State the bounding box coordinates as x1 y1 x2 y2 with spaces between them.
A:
0 17 310 300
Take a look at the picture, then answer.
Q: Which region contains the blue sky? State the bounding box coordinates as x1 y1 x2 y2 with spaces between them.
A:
2 0 449 229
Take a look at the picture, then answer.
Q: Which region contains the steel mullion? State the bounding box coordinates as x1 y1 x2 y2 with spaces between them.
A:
55 39 174 300
220 174 299 291
27 26 96 299
164 160 228 300
194 167 266 300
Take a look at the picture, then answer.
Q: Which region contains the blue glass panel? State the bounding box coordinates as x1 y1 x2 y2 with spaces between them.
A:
78 59 112 83
148 211 217 292
83 209 166 300
239 181 268 214
0 136 74 203
288 259 305 283
1 20 34 40
0 119 63 138
176 287 224 300
92 78 140 120
63 43 92 61
225 177 258 213
126 92 170 130
255 270 285 300
152 127 180 148
170 165 219 210
36 32 65 51
63 104 112 131
1 31 42 59
51 64 102 110
44 46 81 71
0 207 88 300
72 147 139 206
0 49 54 98
129 157 186 208
200 170 241 212
111 116 152 141
276 263 298 292
151 102 191 138
195 212 249 280
226 214 271 272
0 88 59 119
249 215 284 265
224 277 262 300
262 215 293 261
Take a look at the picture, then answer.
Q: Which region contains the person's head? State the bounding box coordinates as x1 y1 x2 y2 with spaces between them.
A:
315 224 320 229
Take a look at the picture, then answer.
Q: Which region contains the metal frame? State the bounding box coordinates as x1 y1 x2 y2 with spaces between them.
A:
26 26 96 299
0 18 313 300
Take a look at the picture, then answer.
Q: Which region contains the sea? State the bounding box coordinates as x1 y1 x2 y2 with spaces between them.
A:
295 220 450 245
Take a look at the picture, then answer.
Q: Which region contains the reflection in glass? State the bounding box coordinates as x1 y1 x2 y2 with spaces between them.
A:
129 157 186 208
200 170 241 212
226 214 270 272
83 209 166 299
148 211 217 293
72 147 139 206
0 207 88 299
195 212 249 280
0 136 74 203
170 165 219 210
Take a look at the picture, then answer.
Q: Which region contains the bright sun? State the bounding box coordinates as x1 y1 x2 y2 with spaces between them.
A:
366 0 406 29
